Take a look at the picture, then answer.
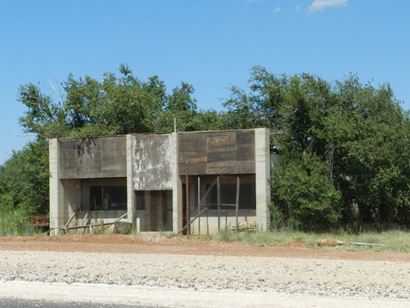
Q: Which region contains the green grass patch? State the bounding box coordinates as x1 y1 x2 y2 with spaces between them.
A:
207 229 410 253
0 205 36 236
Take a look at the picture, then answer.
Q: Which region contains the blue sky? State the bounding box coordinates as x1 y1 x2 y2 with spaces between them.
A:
0 0 409 163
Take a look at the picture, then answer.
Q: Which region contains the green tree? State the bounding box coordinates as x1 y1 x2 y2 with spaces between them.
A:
3 64 410 232
0 140 49 214
226 67 410 230
1 65 216 215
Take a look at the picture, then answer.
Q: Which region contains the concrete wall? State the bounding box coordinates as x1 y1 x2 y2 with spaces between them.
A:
130 134 174 232
190 210 256 235
62 179 81 222
126 135 136 226
50 139 83 233
255 128 271 231
59 136 126 179
171 132 181 233
131 134 173 190
50 129 270 234
49 139 64 234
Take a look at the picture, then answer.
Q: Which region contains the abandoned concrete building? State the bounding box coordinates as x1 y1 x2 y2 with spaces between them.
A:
49 128 271 235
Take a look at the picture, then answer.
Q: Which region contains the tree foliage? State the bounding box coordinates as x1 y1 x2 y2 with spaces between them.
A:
0 140 49 214
228 67 410 230
1 66 223 214
18 65 217 140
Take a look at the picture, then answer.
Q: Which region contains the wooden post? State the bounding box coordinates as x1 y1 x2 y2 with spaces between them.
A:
206 210 209 236
63 212 76 234
197 176 201 236
217 175 221 233
225 210 228 230
185 164 190 237
176 208 208 236
236 176 240 233
82 212 89 234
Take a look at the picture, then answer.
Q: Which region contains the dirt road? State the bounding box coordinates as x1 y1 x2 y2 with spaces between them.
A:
0 235 410 307
1 234 410 261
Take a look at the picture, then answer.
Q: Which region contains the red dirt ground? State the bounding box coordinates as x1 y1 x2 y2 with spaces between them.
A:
0 234 409 262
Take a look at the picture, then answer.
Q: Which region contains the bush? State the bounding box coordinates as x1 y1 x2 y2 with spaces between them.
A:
272 155 341 231
0 194 34 236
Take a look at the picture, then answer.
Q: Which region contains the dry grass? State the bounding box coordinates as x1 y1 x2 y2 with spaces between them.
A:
210 229 410 253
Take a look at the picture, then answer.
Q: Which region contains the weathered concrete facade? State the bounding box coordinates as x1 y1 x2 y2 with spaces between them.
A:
49 129 271 234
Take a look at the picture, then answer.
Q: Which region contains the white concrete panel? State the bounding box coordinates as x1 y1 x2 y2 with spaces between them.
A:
255 128 271 231
171 133 180 233
49 139 64 235
126 135 136 226
132 134 173 190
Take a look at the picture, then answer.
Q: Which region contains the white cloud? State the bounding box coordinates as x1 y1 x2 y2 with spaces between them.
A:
272 6 282 14
309 0 348 12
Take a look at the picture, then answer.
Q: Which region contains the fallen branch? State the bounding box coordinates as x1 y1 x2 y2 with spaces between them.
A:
51 212 128 232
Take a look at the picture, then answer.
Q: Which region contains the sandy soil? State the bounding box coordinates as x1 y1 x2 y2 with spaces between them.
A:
1 235 410 307
1 234 410 261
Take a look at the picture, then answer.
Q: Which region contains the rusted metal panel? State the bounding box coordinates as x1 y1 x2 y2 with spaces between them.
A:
236 130 254 145
59 136 126 179
178 152 207 165
179 133 207 153
178 130 256 175
206 132 236 153
207 151 237 162
237 144 254 161
102 137 127 177
236 161 255 174
180 163 207 175
207 161 238 174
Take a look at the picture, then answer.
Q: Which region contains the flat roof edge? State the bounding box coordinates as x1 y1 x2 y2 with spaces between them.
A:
51 128 269 141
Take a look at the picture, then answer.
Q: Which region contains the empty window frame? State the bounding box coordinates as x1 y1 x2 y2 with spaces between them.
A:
203 175 256 210
90 185 127 210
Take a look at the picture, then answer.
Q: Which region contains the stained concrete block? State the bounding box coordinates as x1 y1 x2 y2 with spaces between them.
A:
132 134 173 191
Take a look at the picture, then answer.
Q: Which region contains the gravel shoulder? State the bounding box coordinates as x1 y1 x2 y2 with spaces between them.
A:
2 280 410 308
1 236 410 307
1 249 410 306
